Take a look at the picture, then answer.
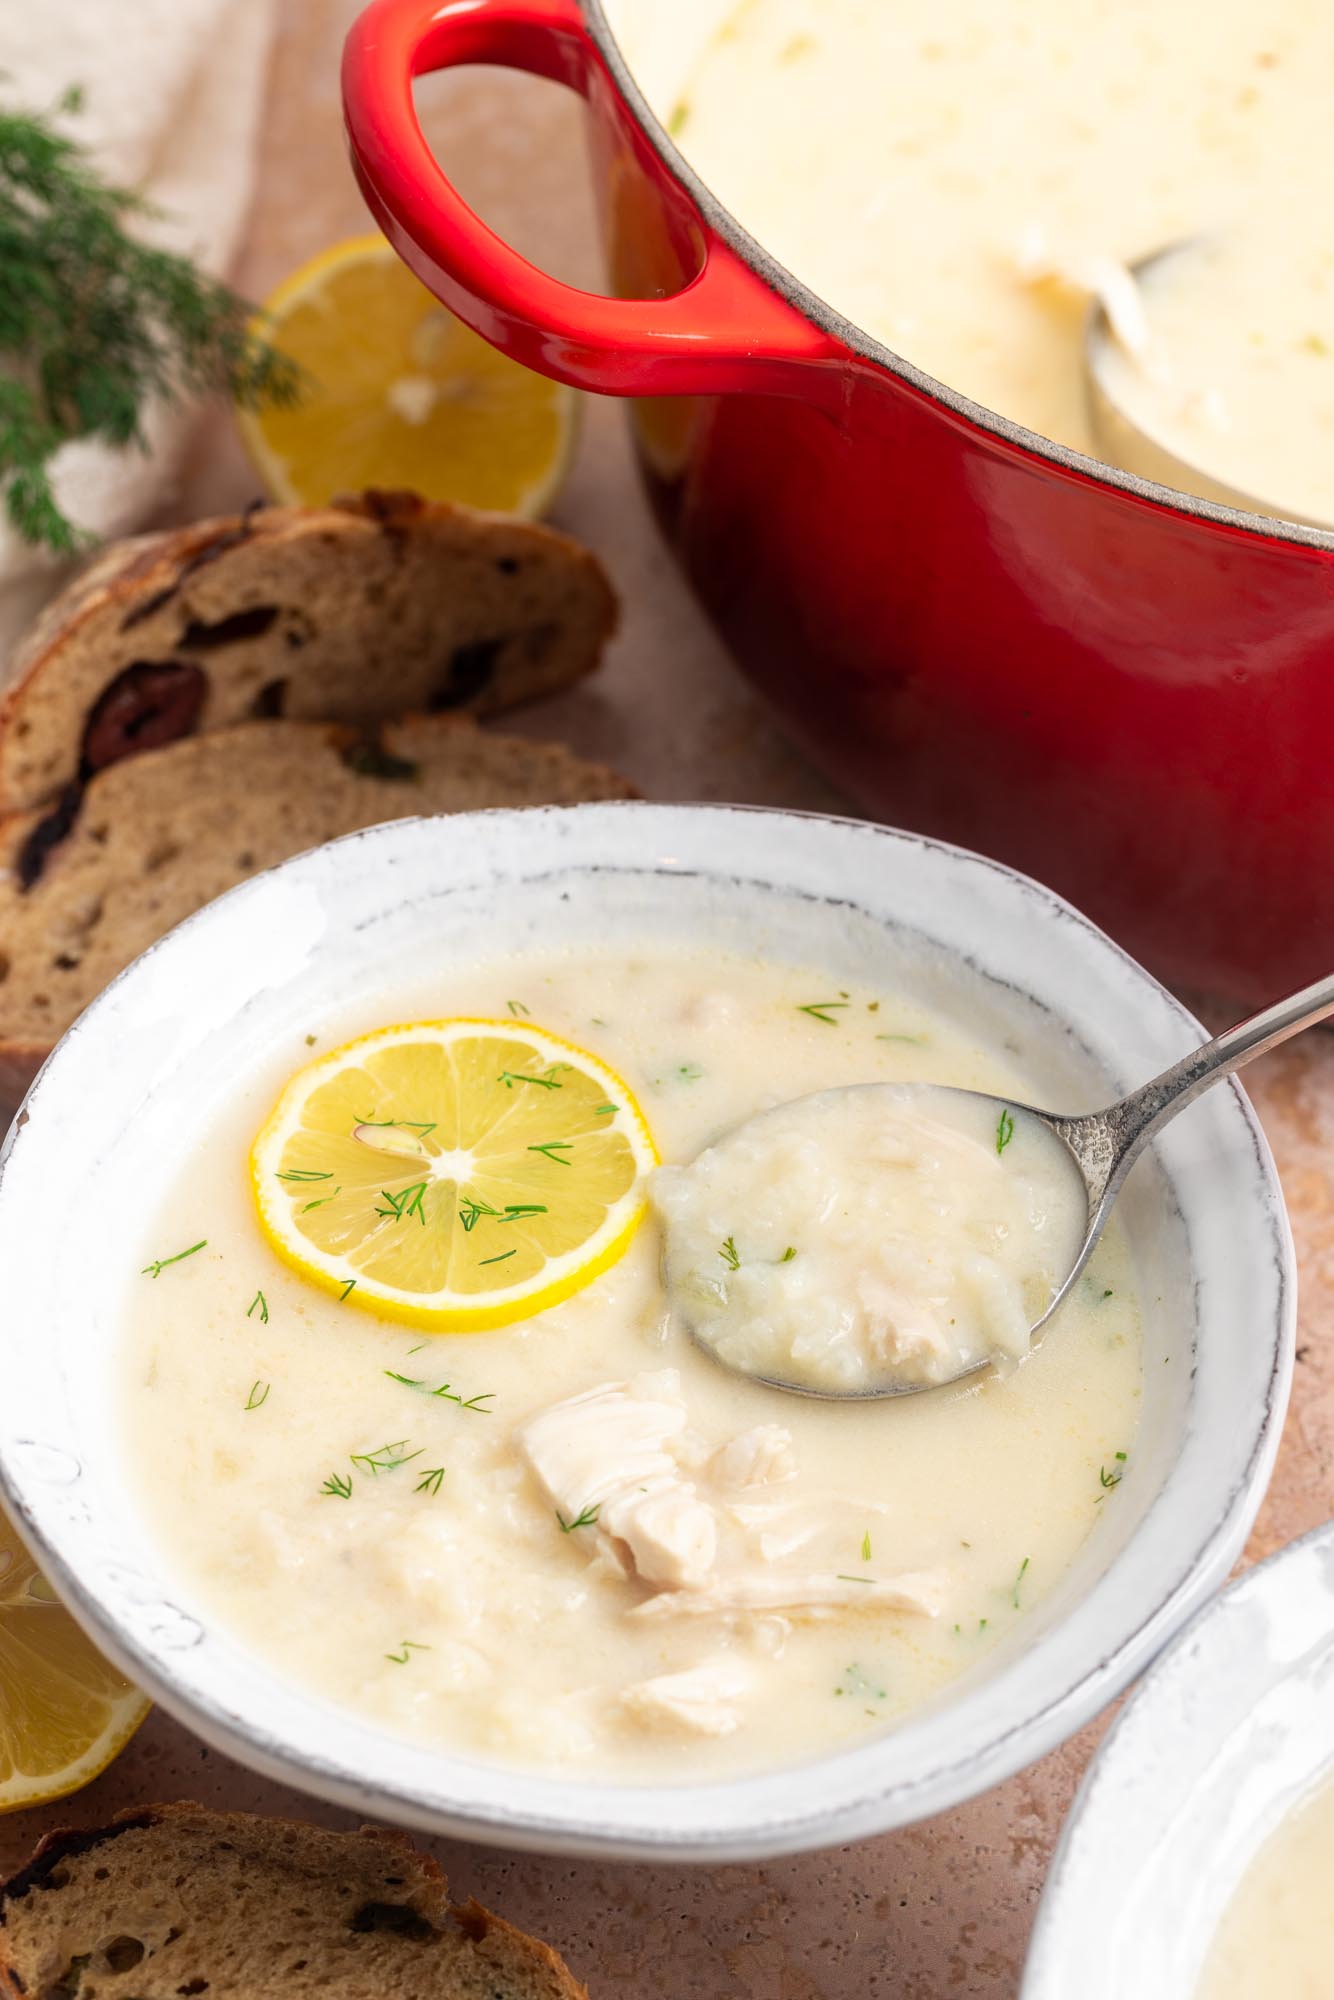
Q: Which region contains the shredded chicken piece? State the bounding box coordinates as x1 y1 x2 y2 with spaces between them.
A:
707 1424 797 1491
632 1569 949 1621
621 1657 751 1736
519 1371 716 1590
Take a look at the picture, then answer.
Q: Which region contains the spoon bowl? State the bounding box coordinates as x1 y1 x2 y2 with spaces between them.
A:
671 972 1334 1400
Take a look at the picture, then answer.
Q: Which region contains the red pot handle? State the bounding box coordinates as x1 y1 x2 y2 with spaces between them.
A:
341 0 841 397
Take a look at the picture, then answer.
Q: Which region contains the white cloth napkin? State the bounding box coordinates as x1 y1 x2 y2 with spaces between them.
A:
1 0 276 655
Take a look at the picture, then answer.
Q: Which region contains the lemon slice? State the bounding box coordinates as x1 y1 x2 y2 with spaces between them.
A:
238 235 579 516
252 1020 656 1329
0 1505 149 1813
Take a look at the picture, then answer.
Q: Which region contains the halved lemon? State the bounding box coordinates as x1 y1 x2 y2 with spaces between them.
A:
0 1506 149 1813
238 234 579 515
251 1020 656 1329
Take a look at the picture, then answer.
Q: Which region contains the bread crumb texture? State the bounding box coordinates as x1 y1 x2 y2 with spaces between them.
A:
0 1804 589 2000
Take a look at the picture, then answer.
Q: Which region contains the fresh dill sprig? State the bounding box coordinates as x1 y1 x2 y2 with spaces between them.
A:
497 1068 562 1090
1096 1451 1129 1499
355 1116 437 1136
719 1235 740 1271
245 1380 270 1412
459 1195 499 1232
557 1503 600 1533
141 1239 206 1278
276 1168 333 1182
0 91 302 551
384 1639 430 1664
594 1102 617 1116
320 1471 352 1499
996 1108 1015 1155
351 1440 423 1476
246 1289 268 1323
498 1204 547 1222
527 1140 573 1165
301 1186 340 1212
338 1277 357 1301
1011 1555 1030 1608
479 1247 516 1266
835 1573 874 1585
416 1466 445 1496
506 998 530 1017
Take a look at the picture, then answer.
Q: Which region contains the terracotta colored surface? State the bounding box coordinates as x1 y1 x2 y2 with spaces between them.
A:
3 8 1332 1994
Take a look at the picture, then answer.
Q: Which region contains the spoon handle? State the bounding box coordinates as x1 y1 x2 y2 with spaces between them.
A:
1063 972 1334 1207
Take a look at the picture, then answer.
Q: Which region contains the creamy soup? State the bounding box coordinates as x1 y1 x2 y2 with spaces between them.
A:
121 949 1141 1781
1198 1774 1334 1998
610 0 1334 522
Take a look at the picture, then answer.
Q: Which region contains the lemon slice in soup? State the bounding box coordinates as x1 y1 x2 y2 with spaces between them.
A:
251 1020 656 1329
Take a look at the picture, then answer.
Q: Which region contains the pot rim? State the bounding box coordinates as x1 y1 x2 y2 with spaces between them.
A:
581 0 1334 557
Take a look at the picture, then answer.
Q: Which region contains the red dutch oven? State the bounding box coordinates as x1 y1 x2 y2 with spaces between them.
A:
342 0 1334 1001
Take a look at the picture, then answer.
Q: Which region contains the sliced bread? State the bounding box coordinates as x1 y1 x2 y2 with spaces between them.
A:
0 715 635 1109
0 1801 588 2000
0 491 618 815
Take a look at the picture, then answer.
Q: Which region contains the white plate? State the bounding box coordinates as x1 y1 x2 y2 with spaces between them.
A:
1024 1518 1334 1997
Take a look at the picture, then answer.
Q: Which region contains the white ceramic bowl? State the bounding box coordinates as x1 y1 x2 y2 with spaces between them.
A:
1023 1518 1334 1997
0 804 1294 1860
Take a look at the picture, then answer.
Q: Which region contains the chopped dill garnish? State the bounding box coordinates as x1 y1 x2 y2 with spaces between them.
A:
1096 1456 1127 1497
676 1063 704 1083
833 1662 886 1700
506 998 530 1016
407 1342 427 1355
338 1277 357 1301
305 1033 318 1045
245 1380 270 1411
497 1069 561 1090
275 1168 333 1182
355 1116 438 1136
798 1001 849 1025
875 1033 927 1045
861 1529 872 1562
141 1239 206 1278
351 1440 423 1476
247 1290 269 1323
416 1466 445 1496
780 1246 797 1262
384 1639 430 1664
301 1186 340 1212
1011 1555 1030 1608
479 1247 517 1266
499 1204 547 1222
996 1107 1015 1155
557 1503 601 1533
527 1140 573 1165
594 1102 616 1116
375 1182 428 1224
459 1195 499 1232
835 1574 874 1585
320 1471 352 1499
386 1374 493 1412
719 1235 741 1271
1103 1288 1114 1299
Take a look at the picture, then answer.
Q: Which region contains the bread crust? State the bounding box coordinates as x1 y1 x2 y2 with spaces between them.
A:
0 492 618 815
0 1802 589 2000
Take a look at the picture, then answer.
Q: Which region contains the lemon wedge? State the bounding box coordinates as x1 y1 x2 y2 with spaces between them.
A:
251 1020 656 1329
0 1505 149 1813
238 235 579 515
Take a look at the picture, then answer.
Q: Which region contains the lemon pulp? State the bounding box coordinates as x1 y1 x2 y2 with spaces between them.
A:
0 1506 148 1812
238 235 578 515
251 1019 657 1329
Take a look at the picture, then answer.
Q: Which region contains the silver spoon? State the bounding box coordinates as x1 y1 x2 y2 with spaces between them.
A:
676 971 1334 1400
1084 239 1331 530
